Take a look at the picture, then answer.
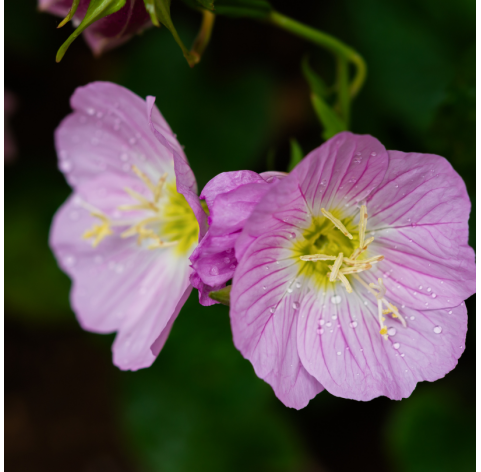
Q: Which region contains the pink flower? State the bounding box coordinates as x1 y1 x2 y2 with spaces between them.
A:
230 132 475 409
39 0 151 56
190 170 285 306
50 82 207 370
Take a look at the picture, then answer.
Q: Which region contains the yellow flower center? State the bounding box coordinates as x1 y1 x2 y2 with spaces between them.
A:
295 204 406 338
82 165 200 257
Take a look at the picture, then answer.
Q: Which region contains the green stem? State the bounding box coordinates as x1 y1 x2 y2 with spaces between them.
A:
267 10 367 98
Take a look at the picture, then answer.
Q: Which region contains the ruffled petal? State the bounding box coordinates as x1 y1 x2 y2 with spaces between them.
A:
146 96 208 240
365 150 475 309
55 82 178 188
231 181 323 408
296 277 467 400
292 131 389 218
50 192 191 370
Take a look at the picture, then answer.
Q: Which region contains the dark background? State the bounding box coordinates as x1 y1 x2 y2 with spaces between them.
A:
5 0 476 471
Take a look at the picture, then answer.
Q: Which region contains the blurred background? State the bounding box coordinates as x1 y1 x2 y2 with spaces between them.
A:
4 0 476 471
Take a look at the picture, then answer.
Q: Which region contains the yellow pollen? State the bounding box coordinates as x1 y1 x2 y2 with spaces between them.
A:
321 208 353 239
300 254 337 262
82 212 113 247
379 326 388 335
359 204 367 249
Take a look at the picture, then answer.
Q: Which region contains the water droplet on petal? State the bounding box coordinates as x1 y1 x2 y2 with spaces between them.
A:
64 255 76 266
370 151 377 157
269 307 275 313
317 328 324 335
320 179 327 186
59 160 73 172
319 319 325 326
331 314 337 320
262 286 266 291
431 293 437 298
388 328 396 336
427 287 432 292
295 282 301 289
337 351 342 356
210 266 219 276
223 257 230 264
326 321 332 328
418 285 423 290
433 326 443 334
410 316 415 320
448 310 452 315
292 301 300 310
331 295 342 305
287 287 293 293
393 343 400 350
265 266 269 270
350 321 358 328
289 232 296 239
86 107 95 116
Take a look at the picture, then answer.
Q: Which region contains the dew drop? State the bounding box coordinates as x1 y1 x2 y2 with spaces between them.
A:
350 321 358 328
337 351 342 356
210 266 219 276
433 326 443 334
289 232 296 239
401 304 405 309
59 160 73 172
269 307 275 313
326 321 332 328
401 353 405 357
229 264 236 270
370 152 377 157
317 328 324 335
319 319 325 326
223 257 230 264
427 287 432 292
331 314 338 320
262 286 266 291
395 185 399 188
392 343 400 350
410 316 415 320
418 285 423 290
64 255 76 266
431 293 437 298
448 310 452 315
295 282 301 289
265 266 269 270
331 295 342 305
292 301 300 310
353 157 362 164
320 179 327 186
363 301 368 306
287 287 293 293
86 107 95 116
387 327 396 336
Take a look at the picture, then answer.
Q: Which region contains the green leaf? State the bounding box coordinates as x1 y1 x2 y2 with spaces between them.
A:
56 0 126 62
152 0 200 66
57 0 81 28
301 56 330 98
287 138 303 172
209 285 231 305
213 0 271 19
142 0 160 26
311 93 347 140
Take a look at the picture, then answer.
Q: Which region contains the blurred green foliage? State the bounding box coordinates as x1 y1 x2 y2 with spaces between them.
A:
5 0 475 471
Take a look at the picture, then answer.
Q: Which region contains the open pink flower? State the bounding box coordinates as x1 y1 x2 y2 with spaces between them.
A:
230 131 475 409
39 0 151 56
190 170 285 306
50 82 207 370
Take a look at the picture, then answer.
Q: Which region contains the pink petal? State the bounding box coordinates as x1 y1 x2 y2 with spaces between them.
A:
292 131 389 217
146 96 208 240
365 150 475 309
50 192 191 370
55 82 179 189
297 278 467 400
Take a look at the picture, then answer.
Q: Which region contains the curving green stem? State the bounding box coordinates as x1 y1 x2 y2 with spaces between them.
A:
267 10 367 99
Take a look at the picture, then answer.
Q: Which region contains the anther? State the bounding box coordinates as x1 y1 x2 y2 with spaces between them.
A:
329 252 344 282
321 208 353 239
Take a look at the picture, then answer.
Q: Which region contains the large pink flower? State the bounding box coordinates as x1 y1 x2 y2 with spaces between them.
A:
39 0 151 56
190 170 285 306
230 132 475 409
50 82 207 370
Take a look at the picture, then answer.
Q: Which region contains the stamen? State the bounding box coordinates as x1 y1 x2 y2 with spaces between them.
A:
340 264 372 274
82 212 113 247
377 299 388 339
329 252 344 282
122 187 158 212
300 254 337 261
359 205 367 249
337 272 353 293
321 208 353 239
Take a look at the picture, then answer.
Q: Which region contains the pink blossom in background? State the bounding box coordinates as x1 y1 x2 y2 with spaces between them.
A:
230 131 475 409
190 170 285 306
50 82 207 370
4 90 17 162
39 0 152 56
